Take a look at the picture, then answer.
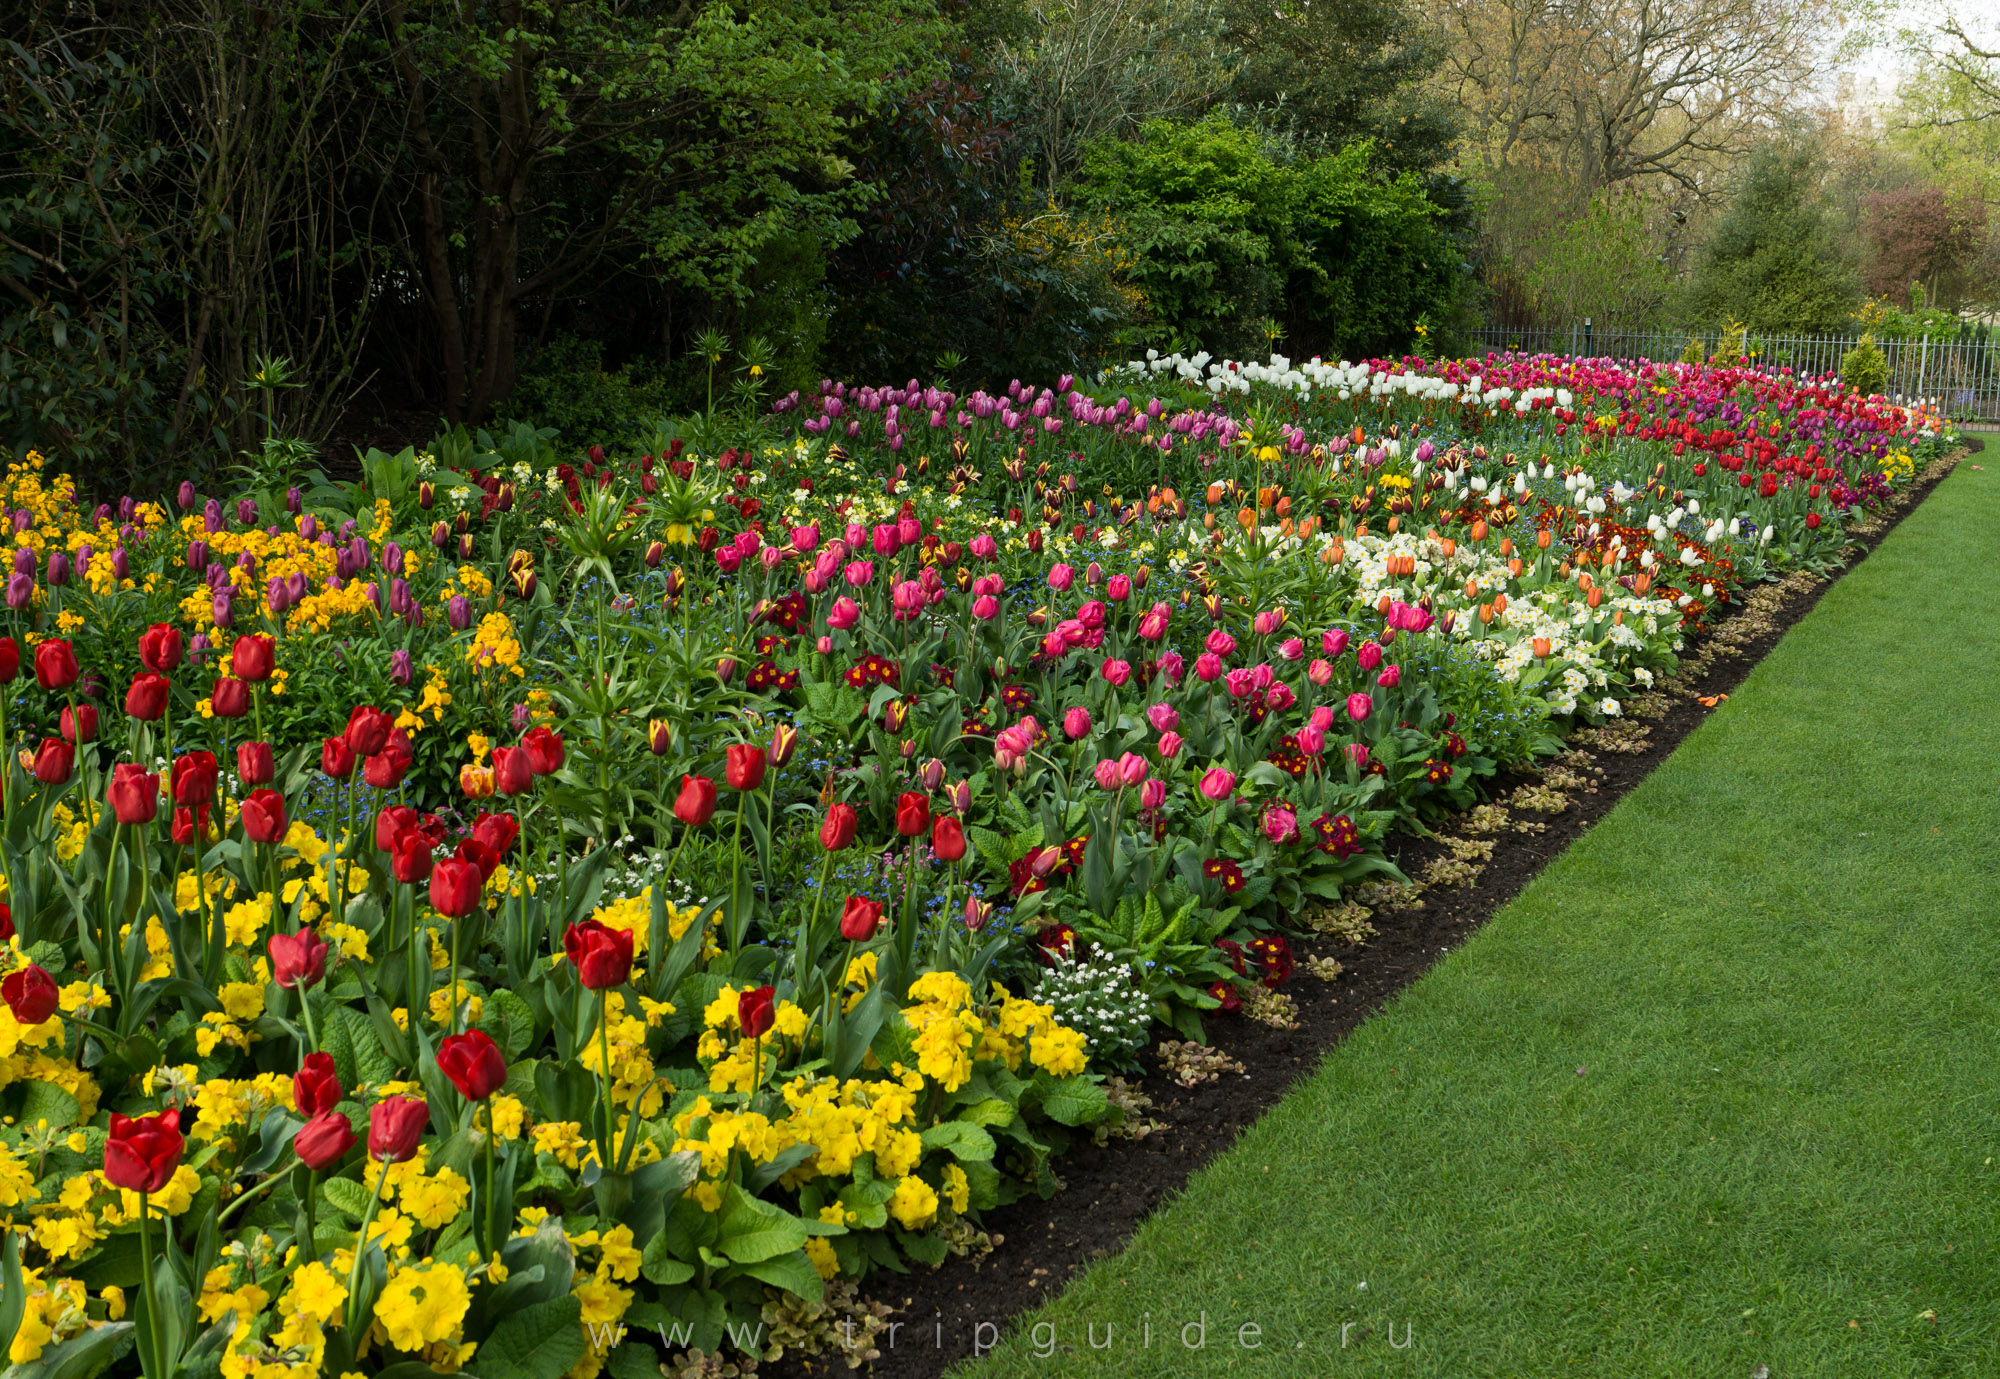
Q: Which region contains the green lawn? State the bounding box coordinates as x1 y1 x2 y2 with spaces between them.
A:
957 463 2000 1377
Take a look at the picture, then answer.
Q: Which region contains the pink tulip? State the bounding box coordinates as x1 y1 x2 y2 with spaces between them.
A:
1198 767 1236 801
1139 778 1166 810
1347 693 1373 721
1106 574 1131 602
844 559 875 587
1063 706 1092 739
1043 631 1068 658
891 580 924 620
844 522 865 549
1323 629 1350 657
1195 652 1224 683
1157 652 1184 685
1251 664 1274 691
816 636 833 654
1297 724 1325 756
1307 658 1334 686
1138 603 1171 640
1205 629 1236 657
1158 731 1184 759
897 517 921 547
872 524 899 556
1145 702 1179 733
791 523 821 553
1101 658 1131 687
972 595 1000 620
1278 637 1305 661
1347 743 1371 770
826 597 861 630
1093 759 1122 791
1225 668 1256 699
1263 803 1299 845
1253 610 1284 636
1265 681 1295 710
972 574 1004 597
1377 665 1402 689
1048 563 1075 591
1076 600 1106 630
1356 640 1383 671
970 534 999 561
715 546 743 573
1309 705 1335 731
1118 752 1149 786
760 547 784 570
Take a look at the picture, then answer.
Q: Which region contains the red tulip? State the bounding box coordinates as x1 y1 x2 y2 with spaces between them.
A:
294 1110 357 1170
390 829 434 884
269 929 328 991
562 919 634 990
103 1111 184 1193
1 963 59 1025
819 802 858 851
125 672 170 721
33 639 77 691
522 726 564 775
471 811 519 857
171 806 201 846
674 774 717 827
455 837 498 883
364 744 412 789
437 1029 507 1101
241 788 286 844
738 984 776 1038
725 743 767 791
173 751 218 807
895 791 930 837
31 737 74 785
106 763 159 825
237 740 273 786
368 1096 429 1163
344 704 392 757
429 857 483 917
492 745 532 796
59 704 98 744
839 896 883 942
294 1051 344 1115
138 623 183 673
375 804 420 852
211 677 250 719
0 901 12 943
230 633 275 682
0 636 18 682
321 736 356 779
931 816 966 862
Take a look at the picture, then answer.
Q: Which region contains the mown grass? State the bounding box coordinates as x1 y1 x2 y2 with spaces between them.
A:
954 464 2000 1377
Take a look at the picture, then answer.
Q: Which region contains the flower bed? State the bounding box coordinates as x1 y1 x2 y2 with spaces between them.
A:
0 352 1953 1378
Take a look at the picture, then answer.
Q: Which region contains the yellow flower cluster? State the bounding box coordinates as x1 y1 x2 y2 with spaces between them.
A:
466 611 525 675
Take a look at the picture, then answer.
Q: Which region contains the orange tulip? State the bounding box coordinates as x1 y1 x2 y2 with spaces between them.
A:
1440 538 1456 557
1493 593 1509 614
1634 573 1652 594
1532 637 1551 658
1464 578 1480 599
1536 529 1551 550
1206 483 1224 505
1470 520 1488 541
1387 514 1401 534
1377 594 1393 617
1613 610 1625 625
1508 558 1523 576
1586 587 1603 608
1478 602 1495 623
1275 496 1292 518
1499 538 1513 557
1237 508 1258 532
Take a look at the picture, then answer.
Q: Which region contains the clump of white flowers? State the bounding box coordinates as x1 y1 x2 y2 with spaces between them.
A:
1035 942 1154 1071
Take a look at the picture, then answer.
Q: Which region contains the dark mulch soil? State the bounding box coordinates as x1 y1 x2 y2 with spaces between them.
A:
767 441 1973 1379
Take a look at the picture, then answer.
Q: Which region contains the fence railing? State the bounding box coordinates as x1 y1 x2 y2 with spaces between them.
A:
1467 325 2000 421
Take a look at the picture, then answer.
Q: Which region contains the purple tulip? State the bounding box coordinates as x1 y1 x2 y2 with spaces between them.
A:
212 590 234 627
285 571 307 605
186 539 209 572
190 633 211 658
300 514 317 542
118 496 135 522
10 510 27 534
111 547 128 581
5 572 32 609
402 603 423 630
389 649 413 686
236 498 257 525
382 542 404 576
92 503 110 526
338 519 356 542
448 595 472 630
511 702 532 730
267 575 290 616
204 499 224 532
286 486 302 515
388 578 413 617
177 481 196 510
46 551 68 587
11 548 32 577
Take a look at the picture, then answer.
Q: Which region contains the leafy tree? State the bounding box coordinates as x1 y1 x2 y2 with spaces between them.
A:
1681 149 1859 333
1222 0 1456 174
1524 193 1673 327
1859 184 1987 308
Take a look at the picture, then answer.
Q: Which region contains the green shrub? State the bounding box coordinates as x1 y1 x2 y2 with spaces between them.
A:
1841 333 1891 398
